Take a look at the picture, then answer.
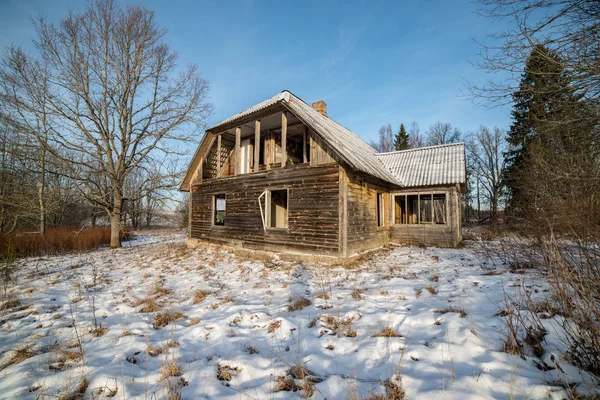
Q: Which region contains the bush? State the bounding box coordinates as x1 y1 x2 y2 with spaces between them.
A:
0 227 131 258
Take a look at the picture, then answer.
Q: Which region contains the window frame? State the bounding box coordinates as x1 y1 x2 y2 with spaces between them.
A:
376 192 385 228
212 193 227 226
266 187 289 230
391 191 448 226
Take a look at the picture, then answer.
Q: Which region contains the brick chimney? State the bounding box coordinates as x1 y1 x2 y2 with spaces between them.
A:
311 100 327 116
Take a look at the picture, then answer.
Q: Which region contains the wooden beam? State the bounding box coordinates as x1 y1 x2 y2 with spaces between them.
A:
235 127 241 175
216 133 222 177
302 126 307 164
281 112 287 168
254 120 260 172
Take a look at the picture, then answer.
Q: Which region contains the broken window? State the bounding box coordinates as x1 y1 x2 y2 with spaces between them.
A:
214 194 226 225
420 194 432 224
394 195 406 224
269 189 288 228
433 193 446 224
377 193 385 227
394 192 447 225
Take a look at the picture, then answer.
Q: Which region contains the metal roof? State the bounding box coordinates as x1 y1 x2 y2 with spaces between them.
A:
375 143 466 188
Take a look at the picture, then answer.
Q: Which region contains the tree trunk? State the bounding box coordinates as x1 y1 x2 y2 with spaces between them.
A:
38 146 46 235
110 189 122 248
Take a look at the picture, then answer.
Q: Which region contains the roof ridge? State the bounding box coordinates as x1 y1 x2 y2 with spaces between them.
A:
376 142 464 156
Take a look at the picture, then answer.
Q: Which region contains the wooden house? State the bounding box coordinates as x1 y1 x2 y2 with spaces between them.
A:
180 90 466 261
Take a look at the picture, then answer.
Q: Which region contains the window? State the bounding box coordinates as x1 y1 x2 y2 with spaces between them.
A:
394 193 446 225
214 194 226 225
433 194 447 224
269 189 288 228
377 193 385 227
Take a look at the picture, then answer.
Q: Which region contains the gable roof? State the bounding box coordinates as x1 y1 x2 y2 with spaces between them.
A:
180 90 400 190
375 143 466 189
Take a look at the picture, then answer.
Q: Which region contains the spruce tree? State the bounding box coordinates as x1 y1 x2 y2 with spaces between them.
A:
394 123 410 151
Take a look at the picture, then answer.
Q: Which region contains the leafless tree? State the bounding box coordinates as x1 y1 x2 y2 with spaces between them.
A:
466 126 507 222
0 0 212 247
378 124 395 152
470 0 599 110
426 122 462 146
408 121 424 148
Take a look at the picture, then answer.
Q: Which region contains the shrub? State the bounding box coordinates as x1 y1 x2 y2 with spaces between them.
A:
0 227 131 258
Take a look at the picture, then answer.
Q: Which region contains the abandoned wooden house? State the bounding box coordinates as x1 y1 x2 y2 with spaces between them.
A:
180 90 466 260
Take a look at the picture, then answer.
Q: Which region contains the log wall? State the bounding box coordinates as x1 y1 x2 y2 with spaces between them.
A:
190 163 340 256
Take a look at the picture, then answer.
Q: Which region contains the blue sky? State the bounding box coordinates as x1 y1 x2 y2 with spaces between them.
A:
0 0 512 144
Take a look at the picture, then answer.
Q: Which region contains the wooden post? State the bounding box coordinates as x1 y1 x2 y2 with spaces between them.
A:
216 133 222 177
235 127 241 175
254 120 260 172
339 165 348 259
281 112 287 168
302 126 307 164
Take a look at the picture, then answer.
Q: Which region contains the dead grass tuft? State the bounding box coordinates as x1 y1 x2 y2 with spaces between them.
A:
1 347 35 370
288 297 312 312
147 344 163 357
351 289 363 299
425 285 437 295
372 326 402 338
58 377 89 400
160 360 182 380
153 311 183 329
91 327 108 337
0 299 21 311
192 290 213 304
188 317 201 326
137 297 160 313
369 379 405 399
430 274 439 282
151 281 172 297
435 306 467 318
273 376 300 392
267 319 282 333
217 363 240 381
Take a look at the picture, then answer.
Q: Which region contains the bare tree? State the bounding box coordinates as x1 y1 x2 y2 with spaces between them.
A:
408 121 424 148
466 126 507 222
471 0 599 110
426 122 462 146
0 0 212 247
378 124 394 152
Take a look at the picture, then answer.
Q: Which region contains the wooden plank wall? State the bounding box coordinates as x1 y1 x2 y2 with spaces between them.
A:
203 135 235 179
345 168 390 255
191 163 340 256
389 186 461 247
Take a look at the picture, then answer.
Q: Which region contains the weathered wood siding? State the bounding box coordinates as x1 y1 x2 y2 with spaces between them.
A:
191 163 340 256
389 186 461 247
345 168 390 255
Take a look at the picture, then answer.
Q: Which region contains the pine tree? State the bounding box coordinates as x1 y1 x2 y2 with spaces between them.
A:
505 44 596 212
394 123 410 151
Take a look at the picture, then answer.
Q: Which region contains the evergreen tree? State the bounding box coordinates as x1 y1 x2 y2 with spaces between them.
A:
505 44 597 213
394 123 410 151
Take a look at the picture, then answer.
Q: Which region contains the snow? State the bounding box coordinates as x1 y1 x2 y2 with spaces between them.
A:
0 232 596 399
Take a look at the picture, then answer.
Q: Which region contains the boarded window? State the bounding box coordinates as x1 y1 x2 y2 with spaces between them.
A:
377 193 385 227
269 189 288 228
433 194 446 224
214 194 226 225
394 195 406 224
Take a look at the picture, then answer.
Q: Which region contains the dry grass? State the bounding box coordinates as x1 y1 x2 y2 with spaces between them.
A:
430 274 439 282
217 363 239 381
136 297 160 313
369 380 405 399
188 317 201 326
0 347 35 370
0 299 21 310
58 377 89 400
153 311 183 329
0 227 131 257
192 290 213 304
434 306 467 318
151 281 172 297
90 327 108 337
160 360 182 380
273 376 300 392
147 344 163 357
267 319 282 333
372 326 402 338
288 297 312 312
425 285 437 295
351 289 363 299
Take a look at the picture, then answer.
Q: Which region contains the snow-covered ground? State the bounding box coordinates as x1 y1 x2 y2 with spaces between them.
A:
0 232 595 399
